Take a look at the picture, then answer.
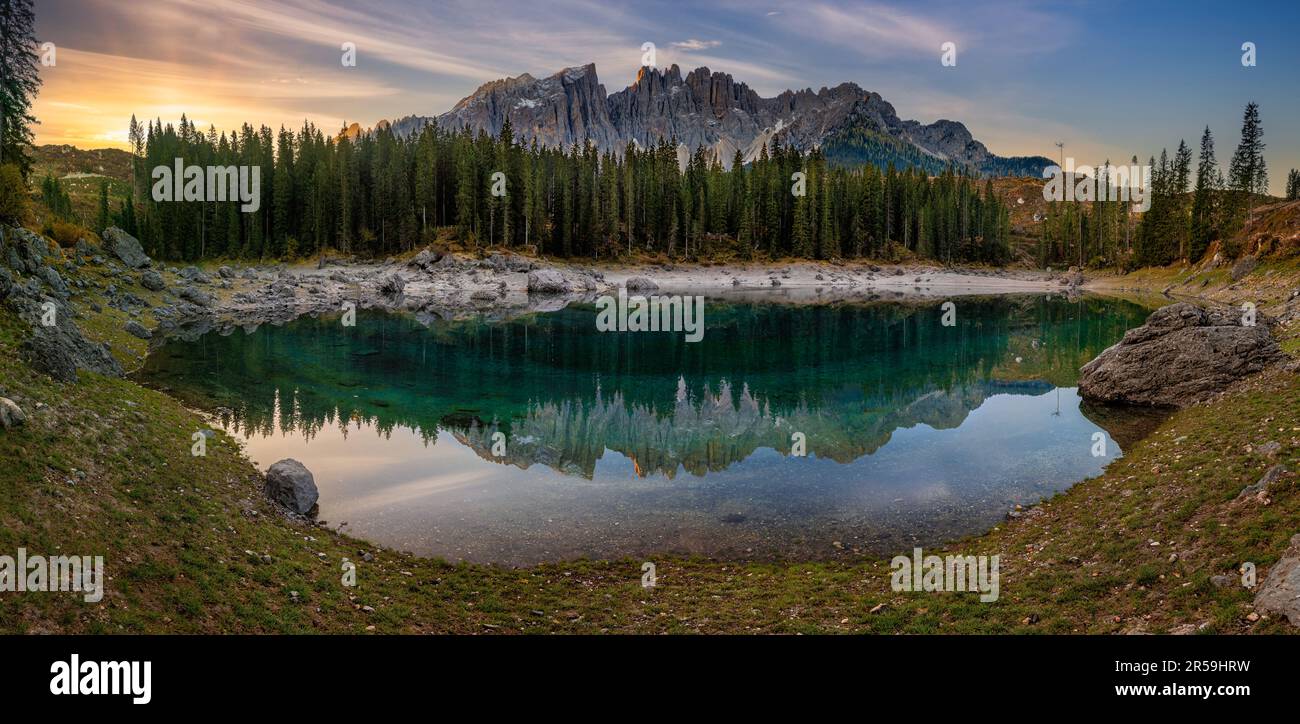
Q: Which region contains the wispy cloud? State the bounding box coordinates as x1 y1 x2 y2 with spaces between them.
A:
27 0 1300 194
671 39 723 51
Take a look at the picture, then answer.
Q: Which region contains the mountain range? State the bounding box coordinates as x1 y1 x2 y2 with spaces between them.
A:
380 63 1052 177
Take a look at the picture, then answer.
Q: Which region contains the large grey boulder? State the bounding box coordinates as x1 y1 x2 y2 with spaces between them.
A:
101 227 151 269
1079 303 1285 407
264 459 319 515
1255 534 1300 626
0 397 25 429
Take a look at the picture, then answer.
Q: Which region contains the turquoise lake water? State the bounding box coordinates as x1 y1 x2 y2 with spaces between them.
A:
137 294 1161 564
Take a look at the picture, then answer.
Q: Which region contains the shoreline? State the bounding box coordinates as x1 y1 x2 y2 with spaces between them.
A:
150 249 1089 338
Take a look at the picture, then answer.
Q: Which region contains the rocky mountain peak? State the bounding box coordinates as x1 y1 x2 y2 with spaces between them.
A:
384 62 1049 176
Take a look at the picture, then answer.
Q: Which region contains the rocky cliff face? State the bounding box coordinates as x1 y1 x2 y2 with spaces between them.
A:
387 63 1050 175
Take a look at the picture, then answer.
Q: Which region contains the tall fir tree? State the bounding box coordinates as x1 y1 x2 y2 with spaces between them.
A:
0 0 40 176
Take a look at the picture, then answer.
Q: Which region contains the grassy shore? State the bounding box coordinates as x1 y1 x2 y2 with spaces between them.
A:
1 254 1297 634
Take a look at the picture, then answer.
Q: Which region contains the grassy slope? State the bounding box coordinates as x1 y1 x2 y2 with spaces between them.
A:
1 251 1298 634
30 145 135 225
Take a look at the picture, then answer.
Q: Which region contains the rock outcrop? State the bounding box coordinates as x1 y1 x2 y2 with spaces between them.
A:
1255 534 1300 626
263 459 319 515
2 226 124 382
1079 303 1285 407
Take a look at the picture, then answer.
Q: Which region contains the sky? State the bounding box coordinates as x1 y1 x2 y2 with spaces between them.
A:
31 0 1300 194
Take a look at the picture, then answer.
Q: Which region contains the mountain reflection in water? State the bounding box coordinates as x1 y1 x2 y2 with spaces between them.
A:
137 294 1163 565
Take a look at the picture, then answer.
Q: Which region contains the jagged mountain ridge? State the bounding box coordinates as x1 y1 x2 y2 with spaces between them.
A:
386 63 1051 176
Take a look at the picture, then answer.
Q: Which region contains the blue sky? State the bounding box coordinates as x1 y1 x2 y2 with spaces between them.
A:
34 0 1300 193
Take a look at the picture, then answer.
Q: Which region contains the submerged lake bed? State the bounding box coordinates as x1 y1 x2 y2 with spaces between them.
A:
137 294 1162 565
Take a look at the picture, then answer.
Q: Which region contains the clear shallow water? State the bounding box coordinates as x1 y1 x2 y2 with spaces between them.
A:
137 294 1161 565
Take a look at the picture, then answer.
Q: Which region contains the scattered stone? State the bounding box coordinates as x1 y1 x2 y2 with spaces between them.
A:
624 276 659 292
139 269 165 291
1210 574 1237 588
178 266 211 284
1230 255 1258 281
101 227 152 269
123 320 152 340
378 273 405 299
17 302 124 382
1079 303 1285 407
526 269 573 294
263 459 320 515
37 266 70 297
1254 441 1282 459
1237 465 1287 500
407 247 445 273
0 397 25 429
217 265 235 279
178 285 214 306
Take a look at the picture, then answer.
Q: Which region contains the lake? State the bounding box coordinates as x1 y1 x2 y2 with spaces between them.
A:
137 294 1161 565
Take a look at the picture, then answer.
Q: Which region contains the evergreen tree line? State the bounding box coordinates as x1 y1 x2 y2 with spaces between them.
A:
1037 102 1278 269
121 114 1012 264
1135 101 1271 265
39 174 72 220
1036 161 1139 269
